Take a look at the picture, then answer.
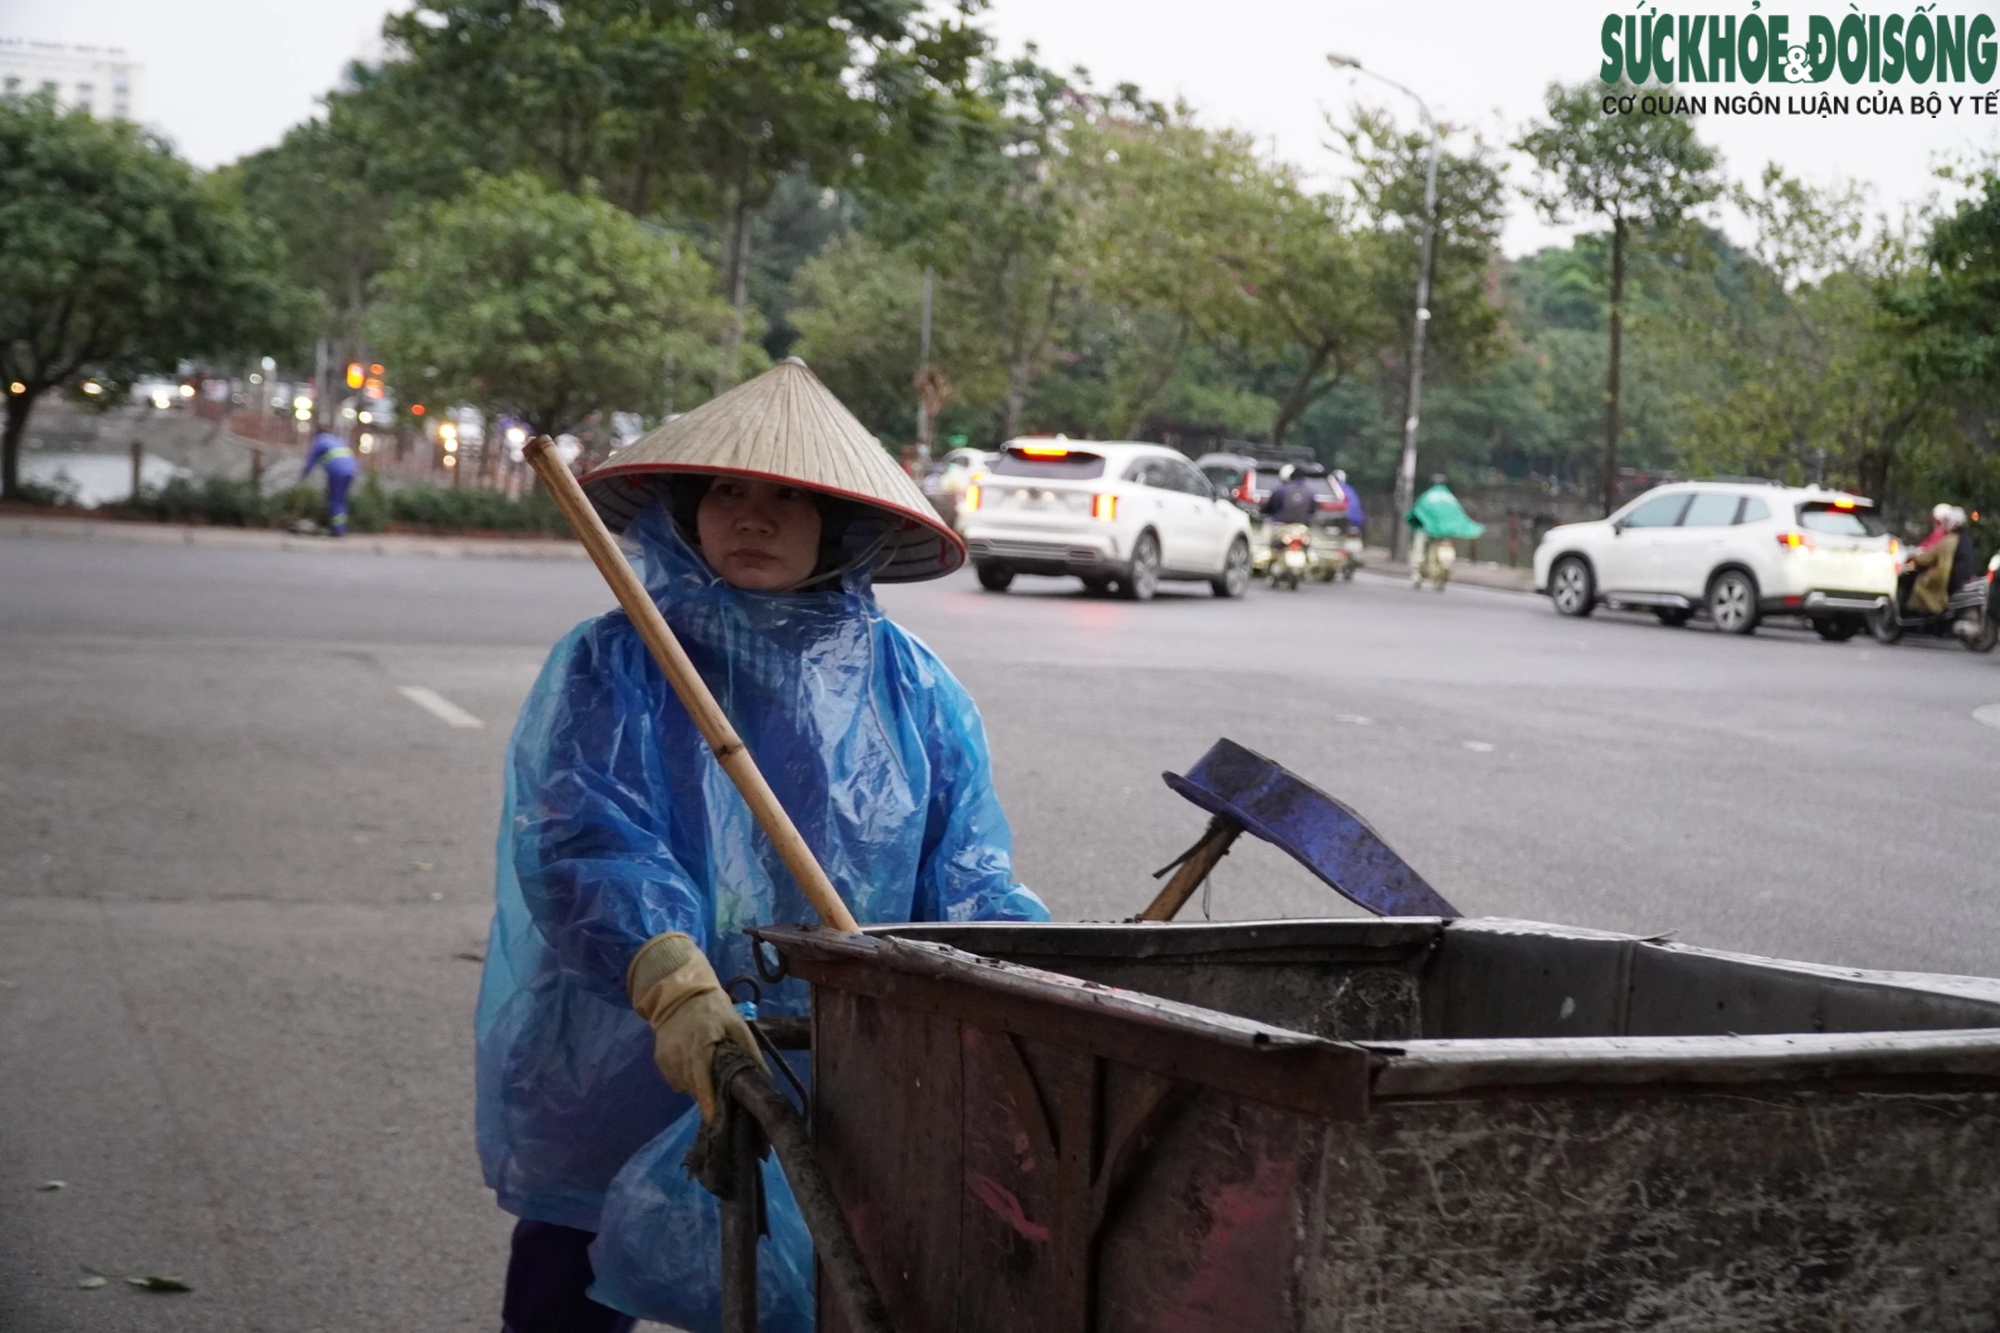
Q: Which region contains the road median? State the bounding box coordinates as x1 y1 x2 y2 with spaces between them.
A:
0 512 586 562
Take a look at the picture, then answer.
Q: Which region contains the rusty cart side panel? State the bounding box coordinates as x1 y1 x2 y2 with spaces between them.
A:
1302 1088 2000 1332
767 921 2000 1333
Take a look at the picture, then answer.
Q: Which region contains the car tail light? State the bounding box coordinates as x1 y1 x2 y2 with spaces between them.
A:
1887 538 1901 556
1018 445 1070 458
1091 493 1117 521
1777 531 1814 550
963 484 981 512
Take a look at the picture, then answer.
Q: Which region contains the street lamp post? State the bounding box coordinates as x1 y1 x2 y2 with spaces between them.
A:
1327 54 1439 563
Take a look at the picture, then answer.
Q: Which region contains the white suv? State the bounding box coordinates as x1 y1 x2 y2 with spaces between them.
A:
961 439 1255 600
1533 482 1899 638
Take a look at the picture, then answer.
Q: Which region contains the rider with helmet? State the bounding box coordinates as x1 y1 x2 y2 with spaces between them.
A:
1905 503 1965 615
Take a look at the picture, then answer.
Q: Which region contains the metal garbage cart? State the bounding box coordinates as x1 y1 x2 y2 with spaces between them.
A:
757 915 2000 1331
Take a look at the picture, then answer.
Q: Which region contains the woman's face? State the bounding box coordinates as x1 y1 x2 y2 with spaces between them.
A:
695 475 824 590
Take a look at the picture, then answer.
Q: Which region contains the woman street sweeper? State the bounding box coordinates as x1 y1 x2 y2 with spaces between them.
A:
475 360 1049 1332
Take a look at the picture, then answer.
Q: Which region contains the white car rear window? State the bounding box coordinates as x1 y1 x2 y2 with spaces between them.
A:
1797 501 1886 536
992 448 1107 480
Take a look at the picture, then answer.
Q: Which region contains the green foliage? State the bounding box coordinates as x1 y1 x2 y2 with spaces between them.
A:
125 473 562 534
370 173 740 433
1892 169 2000 394
1516 82 1723 509
382 481 562 533
1516 82 1722 234
0 93 302 498
789 234 1002 440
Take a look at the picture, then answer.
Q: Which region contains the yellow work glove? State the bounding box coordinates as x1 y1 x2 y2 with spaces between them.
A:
626 932 766 1121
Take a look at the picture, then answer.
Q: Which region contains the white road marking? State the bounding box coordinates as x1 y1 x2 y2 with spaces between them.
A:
1463 741 1495 752
1975 704 2000 731
1334 713 1372 725
398 686 484 729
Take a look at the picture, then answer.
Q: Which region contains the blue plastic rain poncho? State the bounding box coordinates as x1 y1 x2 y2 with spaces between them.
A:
474 500 1047 1324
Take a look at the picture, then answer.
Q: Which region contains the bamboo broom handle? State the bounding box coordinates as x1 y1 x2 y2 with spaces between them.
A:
523 435 861 935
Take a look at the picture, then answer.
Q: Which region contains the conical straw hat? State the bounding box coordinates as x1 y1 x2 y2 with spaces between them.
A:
582 358 965 582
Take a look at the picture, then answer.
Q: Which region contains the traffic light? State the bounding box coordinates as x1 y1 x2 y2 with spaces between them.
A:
345 363 365 390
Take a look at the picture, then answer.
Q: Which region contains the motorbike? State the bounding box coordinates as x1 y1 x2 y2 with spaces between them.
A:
1404 483 1482 592
1311 522 1363 582
1269 523 1319 590
1872 553 1999 651
1410 533 1458 591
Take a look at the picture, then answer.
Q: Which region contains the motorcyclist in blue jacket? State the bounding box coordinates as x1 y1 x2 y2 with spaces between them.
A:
476 360 1048 1333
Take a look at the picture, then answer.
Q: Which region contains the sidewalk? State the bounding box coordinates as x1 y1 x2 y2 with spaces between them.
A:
0 512 586 562
1357 545 1535 594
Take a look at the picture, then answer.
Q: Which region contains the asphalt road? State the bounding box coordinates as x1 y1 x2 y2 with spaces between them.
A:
4 533 1997 1331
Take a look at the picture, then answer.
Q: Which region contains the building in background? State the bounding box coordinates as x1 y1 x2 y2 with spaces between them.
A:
0 38 141 120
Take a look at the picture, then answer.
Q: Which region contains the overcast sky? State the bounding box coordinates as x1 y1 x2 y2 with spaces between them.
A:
9 0 2000 255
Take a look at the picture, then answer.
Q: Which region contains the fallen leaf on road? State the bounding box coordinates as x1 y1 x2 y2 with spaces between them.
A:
454 951 485 963
76 1275 107 1289
125 1275 192 1293
37 1180 66 1191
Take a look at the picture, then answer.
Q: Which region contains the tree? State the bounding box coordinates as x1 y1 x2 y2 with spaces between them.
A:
368 0 986 374
1225 183 1379 445
0 94 295 500
1882 167 2000 530
788 233 1003 439
369 173 740 437
1517 82 1720 512
1892 168 2000 398
1235 110 1507 453
1676 170 1938 502
868 56 1087 438
1067 107 1271 437
231 108 401 379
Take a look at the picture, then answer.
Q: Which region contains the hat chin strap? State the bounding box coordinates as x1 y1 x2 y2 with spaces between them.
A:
779 522 894 594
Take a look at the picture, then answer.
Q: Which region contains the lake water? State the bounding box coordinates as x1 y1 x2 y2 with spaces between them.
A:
21 454 194 508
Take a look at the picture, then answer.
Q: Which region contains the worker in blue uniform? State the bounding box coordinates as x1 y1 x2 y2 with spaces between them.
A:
476 359 1049 1333
299 427 358 535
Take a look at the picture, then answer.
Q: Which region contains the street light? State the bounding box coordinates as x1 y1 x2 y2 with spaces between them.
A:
1328 53 1439 563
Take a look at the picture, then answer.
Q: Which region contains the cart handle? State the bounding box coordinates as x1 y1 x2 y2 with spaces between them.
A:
712 1048 895 1333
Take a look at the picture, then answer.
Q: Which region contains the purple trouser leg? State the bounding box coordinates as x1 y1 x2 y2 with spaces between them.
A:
501 1219 636 1333
325 469 353 535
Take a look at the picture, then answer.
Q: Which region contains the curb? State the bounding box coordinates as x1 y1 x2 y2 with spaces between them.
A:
1357 545 1536 595
0 515 587 562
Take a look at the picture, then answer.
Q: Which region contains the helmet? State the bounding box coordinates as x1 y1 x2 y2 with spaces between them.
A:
580 358 963 582
1933 502 1956 525
1278 464 1296 482
1950 506 1970 530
